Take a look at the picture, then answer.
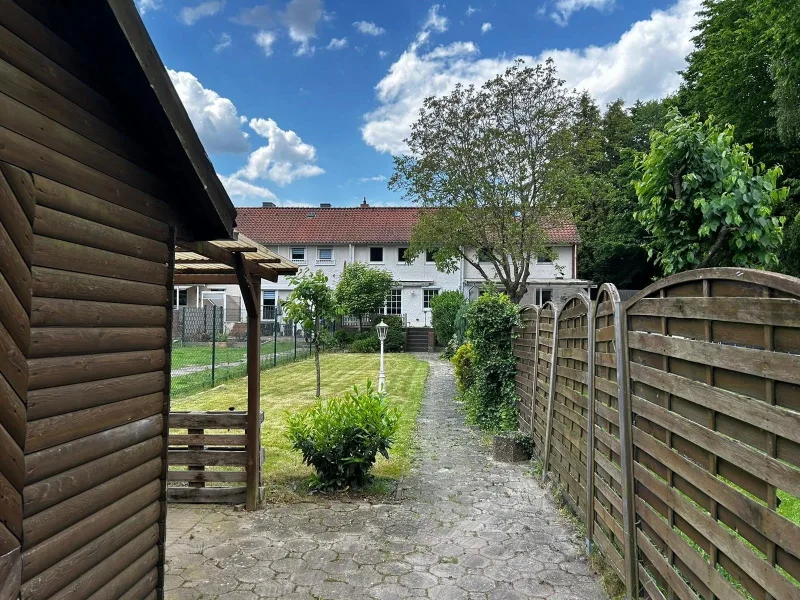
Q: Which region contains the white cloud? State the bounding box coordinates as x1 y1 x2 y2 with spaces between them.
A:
168 69 249 154
481 22 492 34
283 0 323 56
326 37 348 50
135 0 162 14
546 0 615 26
180 0 224 26
353 21 386 36
218 174 277 202
466 5 477 17
232 4 273 27
362 0 701 154
379 50 389 59
235 118 324 185
359 175 386 183
423 5 448 33
254 30 278 56
214 32 232 52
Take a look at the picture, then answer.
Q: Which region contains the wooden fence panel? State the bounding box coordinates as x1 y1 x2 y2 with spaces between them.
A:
586 284 629 586
531 303 556 453
514 306 539 435
166 410 262 504
513 269 800 600
626 269 800 600
547 295 590 519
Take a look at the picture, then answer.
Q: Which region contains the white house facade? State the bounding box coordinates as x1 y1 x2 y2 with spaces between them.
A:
176 203 591 329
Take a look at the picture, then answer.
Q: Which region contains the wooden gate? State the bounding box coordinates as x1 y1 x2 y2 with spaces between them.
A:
167 411 263 504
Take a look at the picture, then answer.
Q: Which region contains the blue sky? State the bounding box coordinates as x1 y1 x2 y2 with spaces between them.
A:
136 0 702 207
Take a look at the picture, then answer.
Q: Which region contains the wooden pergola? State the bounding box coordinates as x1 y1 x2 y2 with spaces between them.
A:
173 233 298 509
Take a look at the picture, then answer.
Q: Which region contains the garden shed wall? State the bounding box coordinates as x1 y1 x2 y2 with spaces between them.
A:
0 1 237 598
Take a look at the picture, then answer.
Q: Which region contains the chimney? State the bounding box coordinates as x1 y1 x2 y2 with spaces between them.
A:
360 197 369 208
320 202 332 208
262 201 276 207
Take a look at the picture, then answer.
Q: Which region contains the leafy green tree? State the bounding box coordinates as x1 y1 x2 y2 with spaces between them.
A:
677 0 800 275
567 97 666 289
390 59 577 303
282 270 338 397
634 110 788 275
335 262 394 332
429 291 466 346
462 287 520 432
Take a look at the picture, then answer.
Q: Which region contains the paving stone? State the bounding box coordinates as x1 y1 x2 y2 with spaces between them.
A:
166 356 604 600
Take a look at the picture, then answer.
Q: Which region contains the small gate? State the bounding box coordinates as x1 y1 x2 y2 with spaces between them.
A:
167 411 264 504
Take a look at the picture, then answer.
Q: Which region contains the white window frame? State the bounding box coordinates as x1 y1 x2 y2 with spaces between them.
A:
173 287 189 308
382 288 402 315
316 247 335 265
425 249 436 264
262 290 277 320
290 247 307 264
536 248 554 264
369 246 384 264
423 288 440 310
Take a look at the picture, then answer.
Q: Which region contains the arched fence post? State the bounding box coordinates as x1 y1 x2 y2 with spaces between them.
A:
541 301 560 482
585 297 596 556
615 299 639 600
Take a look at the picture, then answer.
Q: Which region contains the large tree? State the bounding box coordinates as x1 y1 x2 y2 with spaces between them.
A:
677 0 800 275
634 110 788 275
567 96 666 289
335 262 394 331
389 59 577 303
282 270 338 397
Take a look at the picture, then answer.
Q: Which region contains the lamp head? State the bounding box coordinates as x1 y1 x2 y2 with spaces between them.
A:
376 320 389 341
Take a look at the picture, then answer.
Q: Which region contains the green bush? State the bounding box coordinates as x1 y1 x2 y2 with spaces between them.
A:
285 381 399 489
452 342 475 391
349 336 379 353
331 328 355 349
463 287 520 432
346 315 405 353
440 334 459 359
430 291 466 346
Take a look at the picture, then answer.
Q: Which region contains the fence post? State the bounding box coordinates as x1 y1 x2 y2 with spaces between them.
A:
541 305 560 482
211 306 217 387
180 307 185 347
273 307 278 367
614 300 638 600
585 299 597 556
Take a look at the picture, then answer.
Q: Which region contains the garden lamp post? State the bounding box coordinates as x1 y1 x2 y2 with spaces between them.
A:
376 320 388 392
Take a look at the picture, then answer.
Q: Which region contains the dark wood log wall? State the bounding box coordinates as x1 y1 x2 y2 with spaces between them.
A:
0 3 174 598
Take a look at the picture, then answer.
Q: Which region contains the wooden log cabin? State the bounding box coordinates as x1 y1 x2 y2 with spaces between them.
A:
0 1 245 598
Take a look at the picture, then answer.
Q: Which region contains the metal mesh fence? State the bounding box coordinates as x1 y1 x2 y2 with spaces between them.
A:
170 306 313 399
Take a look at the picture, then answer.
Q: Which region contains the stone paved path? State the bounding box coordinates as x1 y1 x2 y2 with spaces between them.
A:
165 356 605 600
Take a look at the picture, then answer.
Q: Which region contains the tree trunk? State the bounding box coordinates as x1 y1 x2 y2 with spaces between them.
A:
314 344 321 398
314 314 321 397
357 314 362 333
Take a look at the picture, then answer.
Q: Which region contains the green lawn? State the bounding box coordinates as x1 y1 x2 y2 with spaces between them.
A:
171 340 309 399
170 353 429 497
172 340 297 369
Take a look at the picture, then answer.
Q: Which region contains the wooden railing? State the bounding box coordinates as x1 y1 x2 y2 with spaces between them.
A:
167 411 263 504
513 268 800 600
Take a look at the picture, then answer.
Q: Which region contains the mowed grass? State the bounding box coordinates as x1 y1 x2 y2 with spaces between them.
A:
170 353 429 498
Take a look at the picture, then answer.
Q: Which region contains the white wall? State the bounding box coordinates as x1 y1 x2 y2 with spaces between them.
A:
198 244 581 326
461 245 575 281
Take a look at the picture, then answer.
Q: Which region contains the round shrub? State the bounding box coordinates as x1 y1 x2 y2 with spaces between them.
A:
331 328 355 349
349 336 379 353
430 291 466 346
452 342 475 391
285 382 399 489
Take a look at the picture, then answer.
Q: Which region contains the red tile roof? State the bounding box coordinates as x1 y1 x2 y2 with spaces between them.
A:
235 206 580 245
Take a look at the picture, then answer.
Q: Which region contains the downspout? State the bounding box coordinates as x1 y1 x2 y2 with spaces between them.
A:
459 251 465 298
